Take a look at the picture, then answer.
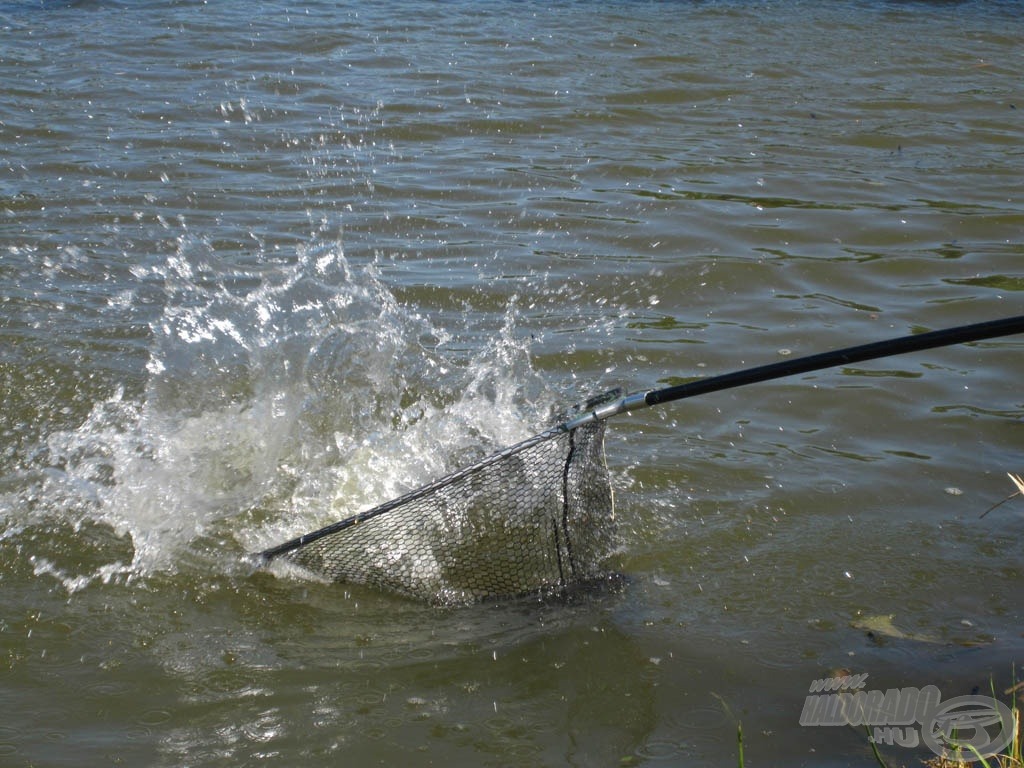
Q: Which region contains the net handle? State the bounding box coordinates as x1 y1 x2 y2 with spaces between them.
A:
566 314 1024 427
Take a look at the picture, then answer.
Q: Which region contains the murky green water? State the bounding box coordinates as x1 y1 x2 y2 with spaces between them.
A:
2 1 1022 765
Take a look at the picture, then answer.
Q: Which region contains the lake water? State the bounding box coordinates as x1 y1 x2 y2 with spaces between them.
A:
2 0 1022 765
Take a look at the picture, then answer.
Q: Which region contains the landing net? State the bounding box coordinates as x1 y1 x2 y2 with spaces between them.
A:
261 397 618 604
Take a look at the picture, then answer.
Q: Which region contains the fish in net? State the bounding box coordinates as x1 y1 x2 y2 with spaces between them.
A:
259 391 621 604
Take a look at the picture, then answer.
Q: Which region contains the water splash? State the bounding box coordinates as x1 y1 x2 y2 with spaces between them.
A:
4 236 551 593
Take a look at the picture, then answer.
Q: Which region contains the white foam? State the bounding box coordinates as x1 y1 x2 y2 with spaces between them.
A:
10 238 553 592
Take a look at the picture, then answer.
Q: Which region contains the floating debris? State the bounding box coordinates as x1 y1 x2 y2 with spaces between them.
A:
851 614 942 644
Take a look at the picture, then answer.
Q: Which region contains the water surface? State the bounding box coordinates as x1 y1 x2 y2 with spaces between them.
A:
2 1 1022 765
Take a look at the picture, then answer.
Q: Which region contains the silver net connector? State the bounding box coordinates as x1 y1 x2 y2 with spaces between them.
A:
563 390 648 431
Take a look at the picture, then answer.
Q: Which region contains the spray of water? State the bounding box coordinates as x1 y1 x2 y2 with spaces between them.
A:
4 236 552 593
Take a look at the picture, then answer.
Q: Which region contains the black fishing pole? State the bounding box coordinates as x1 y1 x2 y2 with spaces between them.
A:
563 314 1024 429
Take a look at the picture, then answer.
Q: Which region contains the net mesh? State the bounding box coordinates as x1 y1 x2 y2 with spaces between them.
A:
270 416 616 604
